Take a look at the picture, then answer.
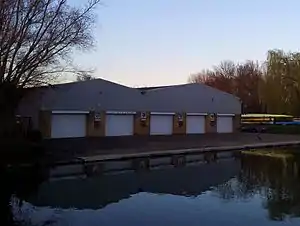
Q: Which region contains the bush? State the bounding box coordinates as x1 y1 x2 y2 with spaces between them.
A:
265 124 300 134
26 130 42 143
0 139 45 166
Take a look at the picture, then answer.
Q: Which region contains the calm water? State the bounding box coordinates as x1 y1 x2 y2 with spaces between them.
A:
13 150 300 226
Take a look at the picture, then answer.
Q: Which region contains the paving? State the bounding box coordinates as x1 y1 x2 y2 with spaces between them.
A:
45 133 300 163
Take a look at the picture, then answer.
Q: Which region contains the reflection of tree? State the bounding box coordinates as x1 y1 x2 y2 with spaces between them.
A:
213 152 300 221
213 177 256 201
0 151 49 226
241 154 300 221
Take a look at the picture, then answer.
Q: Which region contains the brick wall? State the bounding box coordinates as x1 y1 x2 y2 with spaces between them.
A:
205 114 217 133
134 111 150 135
86 111 106 137
233 114 241 132
39 110 51 138
173 113 186 134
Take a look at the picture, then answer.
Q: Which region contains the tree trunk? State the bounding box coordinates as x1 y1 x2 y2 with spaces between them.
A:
0 83 23 139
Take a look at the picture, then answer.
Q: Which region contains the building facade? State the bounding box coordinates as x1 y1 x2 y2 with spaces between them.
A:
17 79 242 138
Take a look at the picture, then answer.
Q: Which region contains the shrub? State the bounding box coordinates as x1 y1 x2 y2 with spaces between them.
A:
265 125 300 134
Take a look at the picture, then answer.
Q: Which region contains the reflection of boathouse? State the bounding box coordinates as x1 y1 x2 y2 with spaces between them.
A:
28 159 240 210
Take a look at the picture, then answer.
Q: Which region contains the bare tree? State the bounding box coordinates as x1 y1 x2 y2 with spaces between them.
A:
188 69 216 84
189 60 265 113
0 0 100 135
76 73 96 81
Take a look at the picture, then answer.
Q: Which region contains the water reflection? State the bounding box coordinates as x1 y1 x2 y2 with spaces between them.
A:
214 151 300 221
28 159 240 209
14 150 300 226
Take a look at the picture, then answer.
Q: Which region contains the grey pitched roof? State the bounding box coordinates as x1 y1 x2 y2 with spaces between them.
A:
18 78 241 114
137 85 175 91
138 83 241 113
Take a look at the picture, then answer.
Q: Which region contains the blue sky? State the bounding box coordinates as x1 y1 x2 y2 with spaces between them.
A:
71 0 300 87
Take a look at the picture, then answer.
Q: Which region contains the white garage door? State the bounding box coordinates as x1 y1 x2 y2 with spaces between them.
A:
51 114 86 138
150 115 173 135
217 116 233 133
186 116 205 134
105 115 134 136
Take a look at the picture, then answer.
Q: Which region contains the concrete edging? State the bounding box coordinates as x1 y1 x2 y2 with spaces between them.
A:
77 140 300 163
49 140 300 178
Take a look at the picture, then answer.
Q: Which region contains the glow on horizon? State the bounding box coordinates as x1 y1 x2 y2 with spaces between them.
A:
69 0 300 87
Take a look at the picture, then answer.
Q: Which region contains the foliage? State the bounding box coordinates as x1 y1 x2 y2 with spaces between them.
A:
189 49 300 115
262 50 300 115
265 124 300 134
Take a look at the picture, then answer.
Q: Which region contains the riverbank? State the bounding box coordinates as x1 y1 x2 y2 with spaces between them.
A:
79 140 300 162
49 139 300 178
45 133 300 163
44 133 300 178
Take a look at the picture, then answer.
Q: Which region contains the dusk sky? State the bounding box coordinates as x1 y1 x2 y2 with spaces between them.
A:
71 0 300 87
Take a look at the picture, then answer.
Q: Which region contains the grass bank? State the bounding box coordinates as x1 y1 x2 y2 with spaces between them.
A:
242 149 295 159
